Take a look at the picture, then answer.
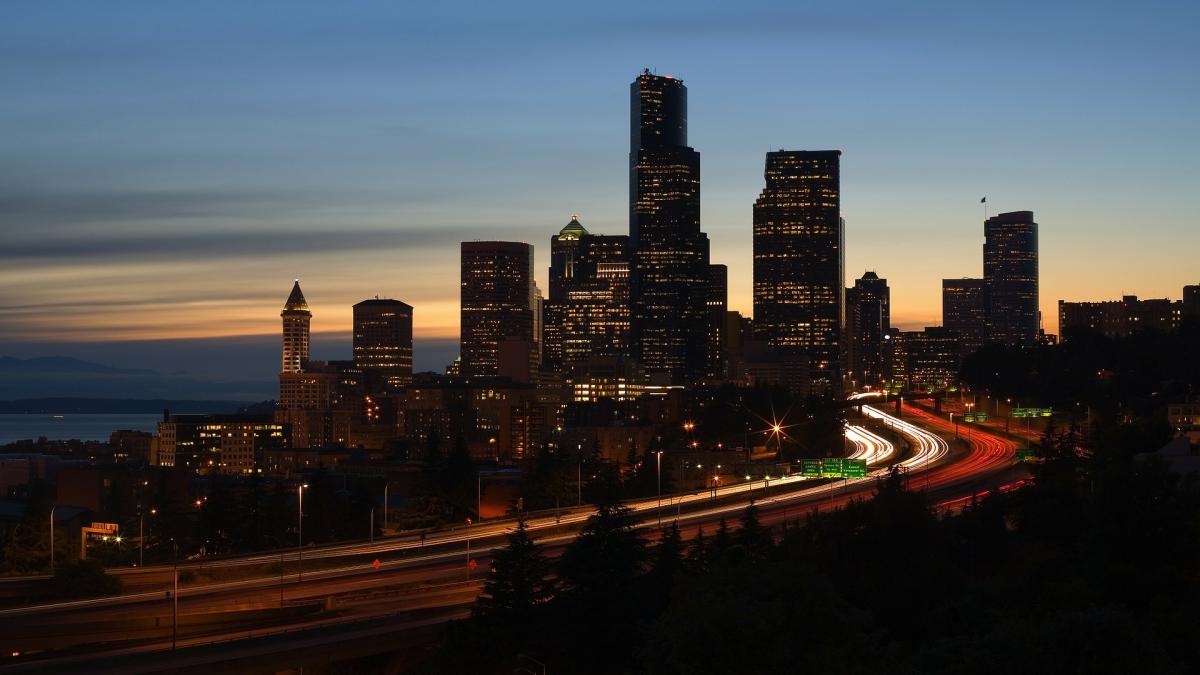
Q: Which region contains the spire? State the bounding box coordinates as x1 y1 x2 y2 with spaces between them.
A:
283 279 309 313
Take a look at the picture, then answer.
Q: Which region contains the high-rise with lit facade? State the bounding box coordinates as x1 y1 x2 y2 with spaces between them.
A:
942 278 990 356
629 69 710 383
846 271 889 387
460 241 535 378
983 210 1039 346
545 215 631 374
280 280 311 374
752 150 844 394
353 298 413 391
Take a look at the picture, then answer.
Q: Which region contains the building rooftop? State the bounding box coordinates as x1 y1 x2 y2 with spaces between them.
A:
558 214 589 240
283 280 309 312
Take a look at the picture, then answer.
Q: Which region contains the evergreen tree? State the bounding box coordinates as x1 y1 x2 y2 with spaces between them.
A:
557 482 645 598
735 503 772 561
686 525 709 574
474 515 553 622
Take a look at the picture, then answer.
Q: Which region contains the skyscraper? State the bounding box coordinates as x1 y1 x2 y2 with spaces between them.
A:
353 298 413 390
942 278 989 356
984 210 1039 346
460 241 535 378
707 264 728 379
629 69 710 383
280 279 310 374
846 271 890 387
545 215 632 374
752 150 844 394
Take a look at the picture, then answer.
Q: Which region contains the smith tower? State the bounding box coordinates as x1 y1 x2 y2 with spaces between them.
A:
752 150 844 395
628 69 710 383
280 279 311 374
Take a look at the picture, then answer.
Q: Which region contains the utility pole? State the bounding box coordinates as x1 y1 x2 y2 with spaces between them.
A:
383 482 388 533
48 506 55 575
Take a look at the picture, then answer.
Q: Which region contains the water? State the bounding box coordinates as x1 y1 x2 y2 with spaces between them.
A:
0 414 163 444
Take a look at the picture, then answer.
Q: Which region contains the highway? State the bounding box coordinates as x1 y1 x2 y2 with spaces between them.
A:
0 402 1025 672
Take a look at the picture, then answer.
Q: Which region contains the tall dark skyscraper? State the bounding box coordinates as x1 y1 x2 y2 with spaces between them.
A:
460 241 535 378
942 277 989 356
353 298 413 390
984 210 1039 346
846 271 890 387
629 69 710 383
280 279 310 374
707 264 728 378
544 215 631 374
752 150 844 394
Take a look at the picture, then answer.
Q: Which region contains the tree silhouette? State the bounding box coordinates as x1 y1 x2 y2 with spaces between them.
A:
475 515 553 622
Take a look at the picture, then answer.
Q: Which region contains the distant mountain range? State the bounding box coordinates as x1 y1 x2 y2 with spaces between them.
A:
0 356 274 401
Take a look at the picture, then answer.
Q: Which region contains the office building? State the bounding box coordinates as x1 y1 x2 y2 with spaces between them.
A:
1059 295 1183 339
707 264 728 379
752 150 844 394
629 69 711 383
894 327 961 391
943 278 990 357
984 211 1039 346
460 241 535 378
544 216 632 374
156 414 288 474
846 271 890 388
1183 284 1199 318
353 298 414 391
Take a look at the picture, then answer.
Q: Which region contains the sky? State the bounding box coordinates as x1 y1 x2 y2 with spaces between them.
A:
1 1 1197 379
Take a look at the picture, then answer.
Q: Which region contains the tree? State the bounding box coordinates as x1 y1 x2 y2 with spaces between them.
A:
735 503 771 561
557 485 645 599
474 515 553 622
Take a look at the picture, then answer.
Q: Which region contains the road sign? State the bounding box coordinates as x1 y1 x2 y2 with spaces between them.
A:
1015 449 1036 462
821 457 845 478
469 559 478 571
372 559 381 571
800 459 822 477
844 459 867 478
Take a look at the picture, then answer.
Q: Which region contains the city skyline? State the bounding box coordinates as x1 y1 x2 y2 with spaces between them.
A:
2 2 1198 377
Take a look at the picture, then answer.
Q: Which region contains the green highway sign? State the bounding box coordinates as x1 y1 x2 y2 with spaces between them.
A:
1015 449 1036 462
800 459 822 477
844 459 868 478
821 457 845 478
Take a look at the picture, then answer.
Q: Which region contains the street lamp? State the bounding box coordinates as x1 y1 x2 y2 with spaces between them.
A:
655 450 663 529
466 518 473 581
48 506 55 575
297 483 307 583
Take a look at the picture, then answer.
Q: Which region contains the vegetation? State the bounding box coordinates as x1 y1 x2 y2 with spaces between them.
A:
417 420 1200 674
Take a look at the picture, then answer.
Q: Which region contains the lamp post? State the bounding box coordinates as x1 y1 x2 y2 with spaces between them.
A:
138 511 144 567
297 483 307 584
383 482 388 533
465 518 473 581
48 506 55 575
655 450 663 529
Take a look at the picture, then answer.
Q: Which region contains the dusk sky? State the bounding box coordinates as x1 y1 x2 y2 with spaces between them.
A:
2 1 1197 377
